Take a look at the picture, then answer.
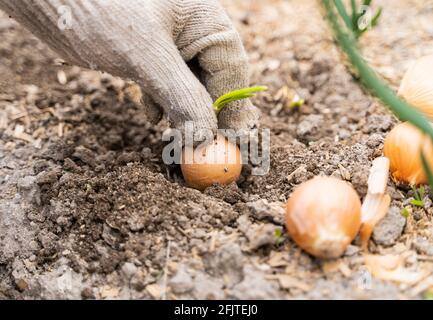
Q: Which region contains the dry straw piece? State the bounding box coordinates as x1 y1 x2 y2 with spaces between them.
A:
360 157 391 249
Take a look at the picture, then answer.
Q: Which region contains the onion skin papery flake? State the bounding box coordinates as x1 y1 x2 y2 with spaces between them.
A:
360 157 391 250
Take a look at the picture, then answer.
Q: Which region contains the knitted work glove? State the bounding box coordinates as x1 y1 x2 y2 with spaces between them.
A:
0 0 260 133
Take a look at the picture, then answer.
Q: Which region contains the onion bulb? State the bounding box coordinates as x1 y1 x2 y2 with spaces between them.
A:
181 135 242 191
383 122 433 185
398 55 433 120
285 177 362 259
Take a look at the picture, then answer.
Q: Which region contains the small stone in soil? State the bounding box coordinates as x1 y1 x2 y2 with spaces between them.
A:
15 278 28 291
208 243 245 288
296 114 324 143
81 287 95 299
246 199 285 225
35 168 61 185
412 237 433 256
372 206 406 246
230 265 279 299
192 272 224 300
72 146 97 168
169 264 194 294
247 224 281 250
17 175 41 205
121 262 138 279
116 152 141 165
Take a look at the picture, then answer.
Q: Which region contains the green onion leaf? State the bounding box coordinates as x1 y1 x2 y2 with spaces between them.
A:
334 0 354 32
213 86 268 114
371 7 383 27
350 0 358 29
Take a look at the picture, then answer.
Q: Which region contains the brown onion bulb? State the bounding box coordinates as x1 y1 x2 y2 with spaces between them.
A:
285 177 362 259
398 55 433 120
181 135 242 191
384 122 433 185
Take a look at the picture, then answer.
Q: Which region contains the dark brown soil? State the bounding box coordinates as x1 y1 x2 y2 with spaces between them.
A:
1 0 433 299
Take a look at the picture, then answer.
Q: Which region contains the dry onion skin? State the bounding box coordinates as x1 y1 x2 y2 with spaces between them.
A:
398 55 433 120
181 135 242 191
360 157 391 250
285 177 362 259
383 122 433 185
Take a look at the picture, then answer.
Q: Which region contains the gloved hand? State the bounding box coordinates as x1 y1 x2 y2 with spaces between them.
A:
0 0 260 133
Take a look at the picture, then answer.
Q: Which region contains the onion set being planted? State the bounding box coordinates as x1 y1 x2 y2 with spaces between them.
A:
181 86 267 191
181 134 242 191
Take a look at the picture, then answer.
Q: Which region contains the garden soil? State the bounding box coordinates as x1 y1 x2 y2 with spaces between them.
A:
1 0 433 299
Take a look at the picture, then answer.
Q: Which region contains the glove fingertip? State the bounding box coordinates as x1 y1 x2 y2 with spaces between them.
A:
218 99 261 131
